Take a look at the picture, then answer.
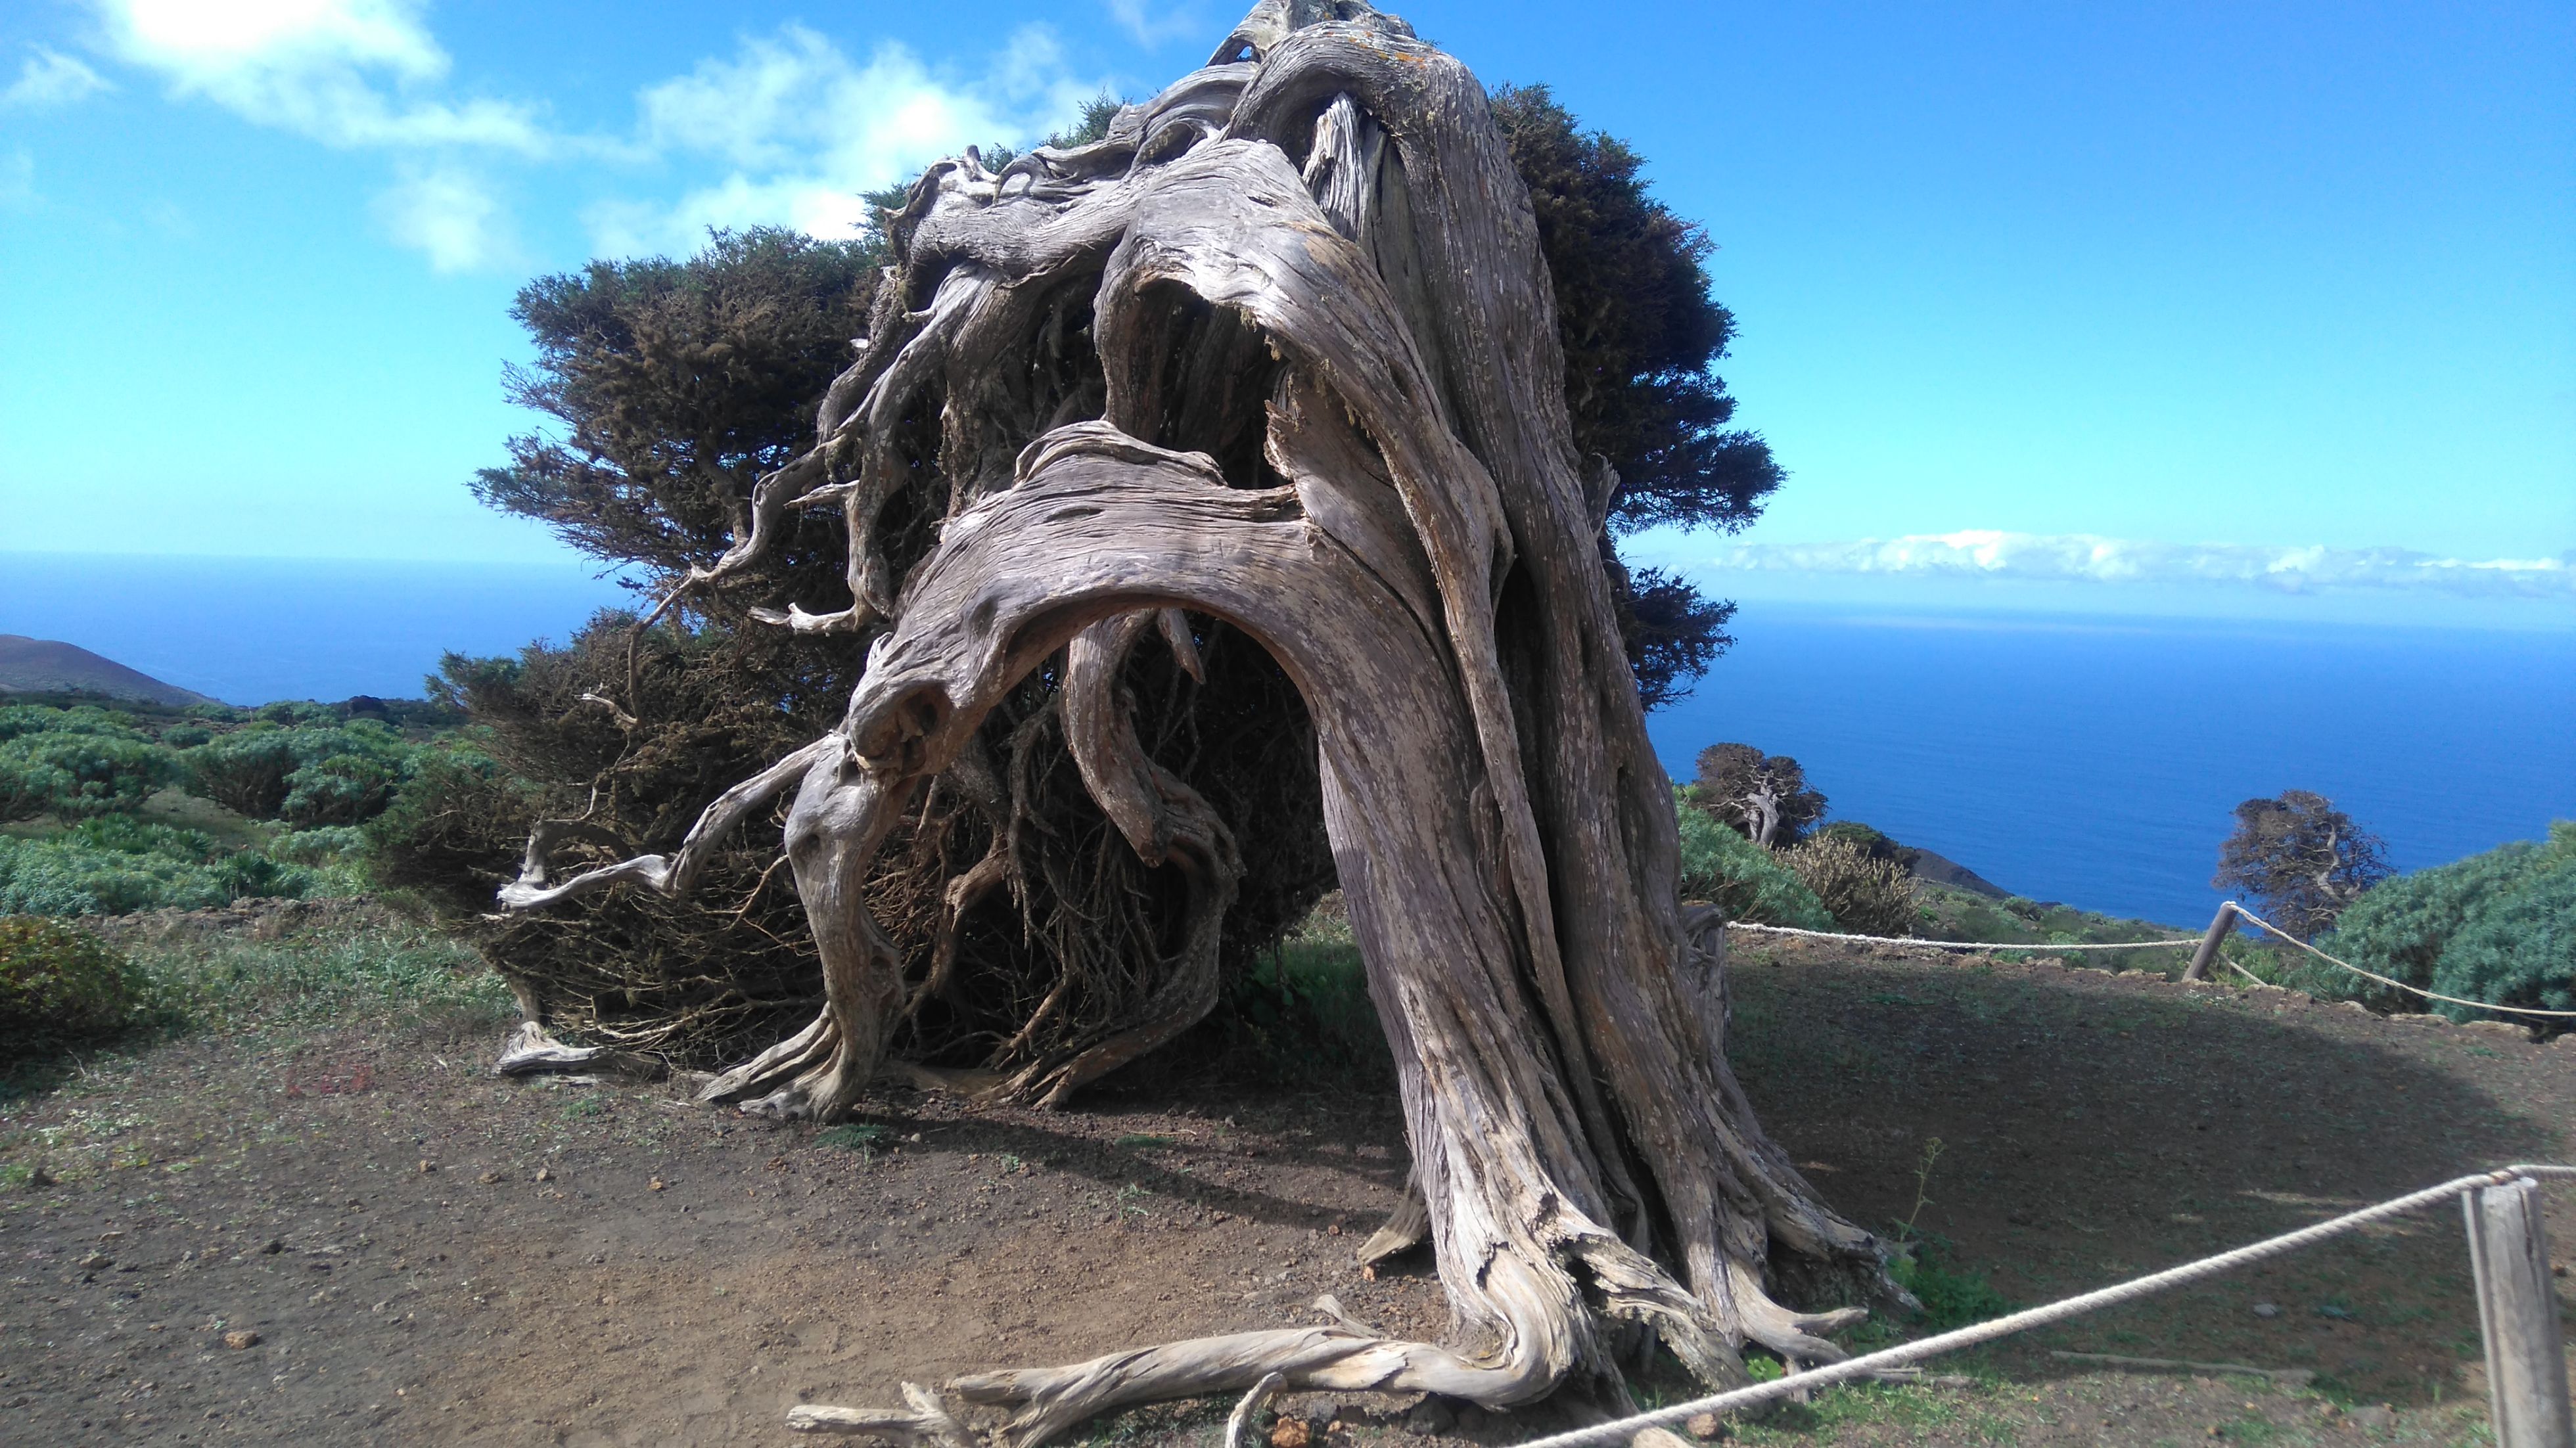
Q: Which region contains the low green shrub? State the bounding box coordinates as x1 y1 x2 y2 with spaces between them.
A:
1211 930 1389 1087
0 704 147 742
1785 836 1919 936
2305 840 2537 1006
359 740 530 903
128 924 512 1031
272 826 372 896
2431 858 2576 1020
182 719 416 826
182 728 298 818
0 727 175 821
0 915 145 1057
1891 1234 2012 1331
1674 790 1834 930
0 816 319 915
2312 822 2576 1022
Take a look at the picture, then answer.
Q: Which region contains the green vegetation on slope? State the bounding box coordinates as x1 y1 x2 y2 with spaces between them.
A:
0 916 149 1057
2307 821 2576 1022
0 911 510 1083
1675 788 1836 930
0 695 455 916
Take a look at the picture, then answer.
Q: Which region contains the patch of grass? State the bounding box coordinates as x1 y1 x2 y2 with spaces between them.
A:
1167 915 1392 1091
1731 1378 2016 1445
816 1123 886 1154
1 917 509 1097
128 924 511 1035
1893 1233 2012 1332
2218 1406 2283 1442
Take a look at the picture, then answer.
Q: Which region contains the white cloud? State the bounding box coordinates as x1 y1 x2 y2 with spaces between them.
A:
372 165 515 273
1104 0 1210 48
3 45 114 109
599 23 1096 256
58 4 1102 271
1703 531 2576 599
93 0 552 152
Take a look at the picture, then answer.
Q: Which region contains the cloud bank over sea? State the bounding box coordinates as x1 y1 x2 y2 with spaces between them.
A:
1700 532 2575 600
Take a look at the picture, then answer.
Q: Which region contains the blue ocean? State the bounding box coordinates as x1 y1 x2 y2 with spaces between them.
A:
1645 604 2576 929
5 555 2569 930
0 553 634 707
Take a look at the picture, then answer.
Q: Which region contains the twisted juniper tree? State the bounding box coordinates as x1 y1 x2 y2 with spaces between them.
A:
501 0 1893 1431
451 26 1775 1096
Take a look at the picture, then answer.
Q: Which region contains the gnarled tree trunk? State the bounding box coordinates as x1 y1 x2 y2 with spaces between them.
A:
503 0 1898 1433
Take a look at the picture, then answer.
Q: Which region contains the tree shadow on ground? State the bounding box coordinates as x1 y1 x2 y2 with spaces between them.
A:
847 1084 1410 1237
1727 944 2570 1406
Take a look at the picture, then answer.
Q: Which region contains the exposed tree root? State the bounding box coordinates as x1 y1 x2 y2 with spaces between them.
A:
788 1382 971 1445
1356 1173 1429 1268
1221 1371 1286 1448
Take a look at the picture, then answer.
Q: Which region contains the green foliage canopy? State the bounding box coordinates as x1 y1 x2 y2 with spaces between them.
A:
1691 742 1828 848
472 227 883 591
2316 821 2576 1023
181 719 417 826
1490 83 1783 706
0 724 172 821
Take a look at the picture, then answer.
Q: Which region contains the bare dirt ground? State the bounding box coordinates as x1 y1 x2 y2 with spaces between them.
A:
3 928 2571 1447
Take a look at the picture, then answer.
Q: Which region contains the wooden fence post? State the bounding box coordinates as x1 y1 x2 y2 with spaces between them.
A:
2181 902 2238 982
2465 1175 2575 1448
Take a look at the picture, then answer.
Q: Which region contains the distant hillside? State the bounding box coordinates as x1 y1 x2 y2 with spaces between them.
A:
0 635 216 707
1904 846 2009 899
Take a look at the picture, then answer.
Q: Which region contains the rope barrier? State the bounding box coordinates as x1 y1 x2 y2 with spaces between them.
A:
1727 911 2576 1022
1510 1164 2576 1448
1724 922 2199 951
2226 906 2576 1021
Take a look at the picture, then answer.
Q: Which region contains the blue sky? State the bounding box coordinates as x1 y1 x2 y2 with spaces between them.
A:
2 0 2569 625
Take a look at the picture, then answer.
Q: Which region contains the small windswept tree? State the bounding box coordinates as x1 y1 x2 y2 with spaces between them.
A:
1693 742 1827 849
2213 789 2393 939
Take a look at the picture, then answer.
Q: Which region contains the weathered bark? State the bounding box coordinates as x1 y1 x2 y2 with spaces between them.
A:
1744 781 1783 850
502 1 1898 1435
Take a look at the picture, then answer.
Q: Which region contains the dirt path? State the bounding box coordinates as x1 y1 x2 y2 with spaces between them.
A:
4 939 2570 1447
